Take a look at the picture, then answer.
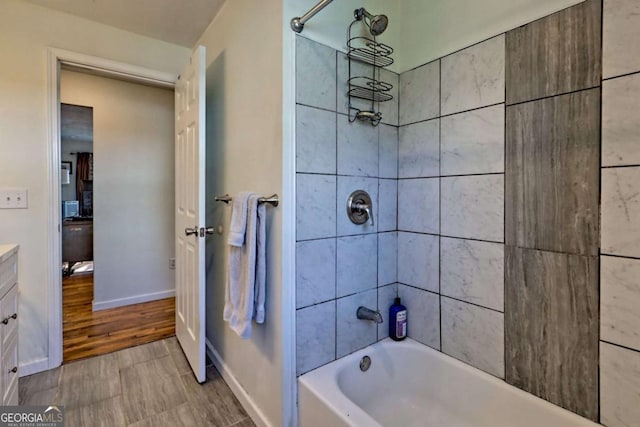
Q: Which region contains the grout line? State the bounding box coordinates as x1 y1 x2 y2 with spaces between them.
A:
396 172 505 181
597 0 604 416
602 69 640 82
297 230 395 243
600 253 640 261
439 172 505 179
397 175 441 180
295 102 337 115
505 244 599 258
397 231 504 245
601 164 640 169
399 115 440 128
397 282 440 297
438 57 443 352
600 340 640 355
505 85 602 108
334 85 338 363
399 102 505 128
503 37 508 377
440 294 505 314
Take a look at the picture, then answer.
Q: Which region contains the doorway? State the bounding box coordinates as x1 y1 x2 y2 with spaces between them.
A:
58 67 176 362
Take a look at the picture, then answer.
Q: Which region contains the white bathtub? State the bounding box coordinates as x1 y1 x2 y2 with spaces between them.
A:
298 338 600 427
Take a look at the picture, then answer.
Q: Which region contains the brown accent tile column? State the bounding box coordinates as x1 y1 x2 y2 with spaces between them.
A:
504 0 602 421
505 247 599 420
505 89 601 256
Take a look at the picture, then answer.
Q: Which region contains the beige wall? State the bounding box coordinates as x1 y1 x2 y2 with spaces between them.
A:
60 70 175 309
197 0 285 426
0 0 190 370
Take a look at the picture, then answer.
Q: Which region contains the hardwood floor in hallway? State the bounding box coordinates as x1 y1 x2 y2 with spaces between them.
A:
63 272 175 362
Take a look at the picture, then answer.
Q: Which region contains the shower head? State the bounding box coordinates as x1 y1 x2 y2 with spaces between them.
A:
354 7 388 36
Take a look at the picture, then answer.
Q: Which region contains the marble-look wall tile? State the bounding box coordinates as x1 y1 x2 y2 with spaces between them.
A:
296 36 336 111
398 119 440 178
296 239 336 309
337 115 378 177
397 232 439 293
505 246 599 421
441 35 505 115
398 178 439 234
337 176 378 236
296 301 336 375
379 125 398 179
378 179 397 233
440 237 504 312
398 285 440 350
505 0 601 105
337 53 370 116
603 0 640 79
379 69 399 126
602 167 640 258
600 342 640 427
441 175 504 242
441 297 505 378
336 289 378 358
602 74 640 167
338 54 399 126
377 283 398 340
441 104 505 176
378 232 397 286
336 234 377 298
296 174 336 241
399 61 440 125
601 256 640 351
506 90 600 256
296 105 336 174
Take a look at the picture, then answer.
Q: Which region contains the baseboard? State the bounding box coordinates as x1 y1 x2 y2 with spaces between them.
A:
205 339 271 427
19 357 49 377
92 289 175 311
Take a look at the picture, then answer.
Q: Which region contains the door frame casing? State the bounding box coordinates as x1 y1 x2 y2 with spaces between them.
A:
45 48 177 372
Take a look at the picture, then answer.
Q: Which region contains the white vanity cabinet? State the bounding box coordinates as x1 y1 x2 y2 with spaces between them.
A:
0 245 19 405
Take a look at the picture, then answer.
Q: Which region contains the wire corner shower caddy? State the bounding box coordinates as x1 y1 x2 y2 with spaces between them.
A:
347 8 394 126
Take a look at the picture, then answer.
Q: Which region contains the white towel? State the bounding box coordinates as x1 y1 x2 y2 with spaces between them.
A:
224 193 259 338
227 192 252 247
254 201 266 324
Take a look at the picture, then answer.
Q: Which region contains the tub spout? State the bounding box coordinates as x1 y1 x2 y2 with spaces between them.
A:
357 306 383 324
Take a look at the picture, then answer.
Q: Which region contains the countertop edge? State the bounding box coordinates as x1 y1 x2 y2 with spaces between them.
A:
0 244 19 264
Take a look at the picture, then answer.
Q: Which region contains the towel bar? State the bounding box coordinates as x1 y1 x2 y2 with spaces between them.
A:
214 194 279 207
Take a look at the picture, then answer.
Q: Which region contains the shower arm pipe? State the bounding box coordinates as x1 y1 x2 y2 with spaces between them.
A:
290 0 334 33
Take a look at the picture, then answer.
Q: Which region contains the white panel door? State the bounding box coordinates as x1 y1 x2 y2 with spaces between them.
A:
175 46 206 383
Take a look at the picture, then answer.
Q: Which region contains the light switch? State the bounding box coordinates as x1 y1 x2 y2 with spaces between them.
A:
0 189 28 209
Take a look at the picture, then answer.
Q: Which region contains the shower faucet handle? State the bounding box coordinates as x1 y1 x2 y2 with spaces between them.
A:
347 190 374 226
355 203 374 226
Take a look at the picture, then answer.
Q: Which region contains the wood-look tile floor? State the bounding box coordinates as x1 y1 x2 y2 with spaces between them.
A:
63 272 175 362
19 338 255 427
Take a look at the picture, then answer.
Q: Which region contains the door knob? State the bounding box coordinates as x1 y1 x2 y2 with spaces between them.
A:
199 227 216 237
185 226 198 236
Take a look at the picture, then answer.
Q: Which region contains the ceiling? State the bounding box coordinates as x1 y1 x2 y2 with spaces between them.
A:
23 0 226 47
